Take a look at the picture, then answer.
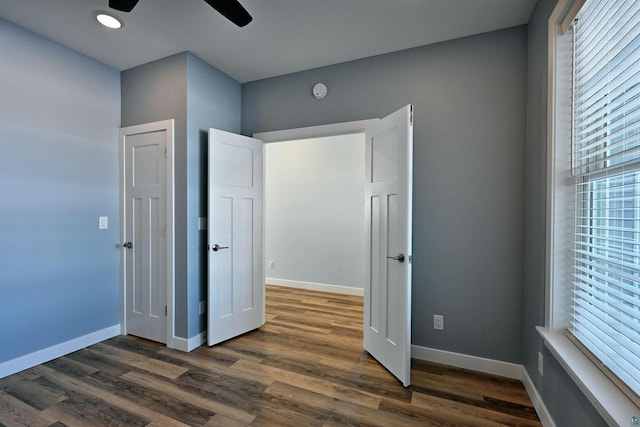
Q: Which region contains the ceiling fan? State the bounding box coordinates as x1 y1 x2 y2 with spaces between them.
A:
108 0 253 27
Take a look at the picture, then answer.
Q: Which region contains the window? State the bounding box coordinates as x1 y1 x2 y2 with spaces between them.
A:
548 0 640 410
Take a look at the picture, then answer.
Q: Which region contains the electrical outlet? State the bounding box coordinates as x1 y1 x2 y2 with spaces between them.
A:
433 314 444 330
99 216 108 229
268 260 274 269
538 352 544 376
199 301 206 315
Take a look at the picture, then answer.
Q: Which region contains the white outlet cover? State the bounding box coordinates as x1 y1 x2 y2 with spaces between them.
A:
99 216 108 229
538 352 544 376
433 314 444 330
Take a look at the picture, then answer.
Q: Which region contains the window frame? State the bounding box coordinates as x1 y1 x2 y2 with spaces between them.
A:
542 0 640 424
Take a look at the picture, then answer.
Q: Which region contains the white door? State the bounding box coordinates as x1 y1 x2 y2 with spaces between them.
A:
364 105 413 386
208 128 264 346
120 120 174 344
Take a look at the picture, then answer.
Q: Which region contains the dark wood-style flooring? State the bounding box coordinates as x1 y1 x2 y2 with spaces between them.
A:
0 285 541 426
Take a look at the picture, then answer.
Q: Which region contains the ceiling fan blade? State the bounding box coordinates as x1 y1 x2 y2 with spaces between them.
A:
202 0 253 27
109 0 140 12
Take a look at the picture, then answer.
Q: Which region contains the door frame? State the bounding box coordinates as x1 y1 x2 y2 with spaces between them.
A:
254 119 378 144
119 119 176 348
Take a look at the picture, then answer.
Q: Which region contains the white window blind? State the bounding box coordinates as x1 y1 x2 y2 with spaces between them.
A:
569 0 640 399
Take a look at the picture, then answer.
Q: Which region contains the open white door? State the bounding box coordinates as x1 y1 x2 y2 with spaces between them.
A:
364 105 413 386
207 128 264 346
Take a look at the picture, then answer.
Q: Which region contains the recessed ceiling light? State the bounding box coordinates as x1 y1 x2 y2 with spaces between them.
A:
94 11 123 29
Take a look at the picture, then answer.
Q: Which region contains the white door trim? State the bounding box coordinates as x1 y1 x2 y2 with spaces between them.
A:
119 119 176 349
253 119 378 143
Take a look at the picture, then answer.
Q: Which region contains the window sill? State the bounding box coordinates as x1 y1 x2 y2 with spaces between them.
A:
536 326 639 426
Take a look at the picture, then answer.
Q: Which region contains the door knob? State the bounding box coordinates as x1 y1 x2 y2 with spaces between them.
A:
387 253 405 263
212 244 229 252
123 242 133 249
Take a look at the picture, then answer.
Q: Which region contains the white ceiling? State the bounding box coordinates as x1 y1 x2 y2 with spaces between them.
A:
0 0 537 83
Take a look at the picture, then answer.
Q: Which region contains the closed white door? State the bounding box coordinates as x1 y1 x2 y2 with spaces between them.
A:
208 128 264 346
121 124 170 344
364 105 413 386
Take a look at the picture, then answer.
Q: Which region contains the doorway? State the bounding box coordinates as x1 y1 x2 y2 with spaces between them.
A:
264 133 366 296
256 119 377 299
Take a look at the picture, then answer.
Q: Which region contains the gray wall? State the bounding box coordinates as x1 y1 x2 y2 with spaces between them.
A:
186 52 241 335
121 52 241 339
264 134 365 289
523 0 606 425
0 20 121 361
243 26 527 363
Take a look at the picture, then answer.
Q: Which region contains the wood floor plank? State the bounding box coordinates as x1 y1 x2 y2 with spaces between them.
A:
89 342 188 379
197 344 265 364
41 395 149 427
0 374 67 411
204 413 251 427
265 381 426 427
230 359 382 410
156 348 273 386
30 365 192 427
412 390 542 426
65 347 131 378
0 286 541 427
121 369 256 424
412 358 533 406
0 390 58 427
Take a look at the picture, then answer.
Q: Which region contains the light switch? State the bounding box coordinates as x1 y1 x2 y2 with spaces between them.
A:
99 216 108 229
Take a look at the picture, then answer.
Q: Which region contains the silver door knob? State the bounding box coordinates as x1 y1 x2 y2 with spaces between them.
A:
387 253 405 262
123 242 133 249
212 244 229 252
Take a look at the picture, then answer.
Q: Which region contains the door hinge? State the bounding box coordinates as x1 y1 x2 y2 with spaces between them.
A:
410 108 413 126
164 148 167 159
408 255 413 264
165 305 167 316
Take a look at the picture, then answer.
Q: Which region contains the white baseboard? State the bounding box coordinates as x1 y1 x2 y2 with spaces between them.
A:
172 331 207 352
266 277 364 296
411 344 523 380
521 368 556 427
0 324 120 379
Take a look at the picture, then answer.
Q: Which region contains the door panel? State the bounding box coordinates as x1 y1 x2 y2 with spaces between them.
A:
208 129 264 346
124 130 167 343
364 105 413 386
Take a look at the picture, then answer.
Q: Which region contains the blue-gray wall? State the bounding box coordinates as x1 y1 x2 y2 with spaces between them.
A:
186 52 241 335
242 26 527 364
0 19 121 362
523 1 606 425
120 52 241 339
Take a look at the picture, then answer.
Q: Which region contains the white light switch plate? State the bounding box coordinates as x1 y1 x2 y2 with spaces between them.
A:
99 216 108 229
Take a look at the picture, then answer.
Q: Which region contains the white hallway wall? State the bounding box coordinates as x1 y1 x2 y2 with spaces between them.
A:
265 133 365 292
